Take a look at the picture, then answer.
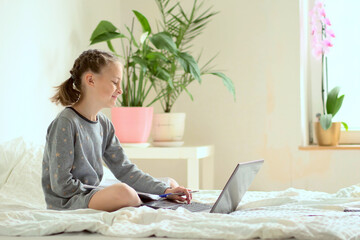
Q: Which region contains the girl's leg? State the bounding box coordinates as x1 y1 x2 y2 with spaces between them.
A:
88 183 141 212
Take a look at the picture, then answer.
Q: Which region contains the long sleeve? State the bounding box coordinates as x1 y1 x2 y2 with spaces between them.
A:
44 117 85 198
103 122 169 195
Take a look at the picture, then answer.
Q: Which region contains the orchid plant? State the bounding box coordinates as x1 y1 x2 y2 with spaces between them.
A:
310 0 348 131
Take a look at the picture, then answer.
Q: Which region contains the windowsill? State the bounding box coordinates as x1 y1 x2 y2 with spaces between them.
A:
299 144 360 150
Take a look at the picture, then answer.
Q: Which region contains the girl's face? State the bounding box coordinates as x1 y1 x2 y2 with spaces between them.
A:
93 61 123 108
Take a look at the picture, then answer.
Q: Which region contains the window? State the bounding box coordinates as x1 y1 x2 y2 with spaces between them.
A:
301 0 360 145
325 0 360 130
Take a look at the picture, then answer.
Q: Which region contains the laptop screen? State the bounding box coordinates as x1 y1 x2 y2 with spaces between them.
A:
210 160 264 214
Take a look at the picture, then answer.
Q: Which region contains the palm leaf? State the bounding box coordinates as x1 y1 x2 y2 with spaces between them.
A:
177 52 201 83
208 72 236 101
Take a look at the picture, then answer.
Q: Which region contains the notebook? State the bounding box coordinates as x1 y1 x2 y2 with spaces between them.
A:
140 159 264 214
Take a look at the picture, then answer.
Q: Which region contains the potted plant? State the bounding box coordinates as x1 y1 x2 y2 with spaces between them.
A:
310 1 348 146
90 16 154 144
314 87 348 146
89 9 204 144
151 0 236 146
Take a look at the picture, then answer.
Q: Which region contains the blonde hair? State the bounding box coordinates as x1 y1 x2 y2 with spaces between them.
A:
51 49 119 106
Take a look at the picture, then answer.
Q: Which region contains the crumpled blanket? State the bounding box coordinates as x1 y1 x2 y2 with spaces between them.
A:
1 138 360 239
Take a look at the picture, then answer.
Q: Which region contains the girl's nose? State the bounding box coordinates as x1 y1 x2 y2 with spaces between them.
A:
116 82 123 95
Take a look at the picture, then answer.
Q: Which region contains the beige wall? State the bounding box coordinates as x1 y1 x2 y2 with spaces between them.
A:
1 0 359 193
117 0 360 193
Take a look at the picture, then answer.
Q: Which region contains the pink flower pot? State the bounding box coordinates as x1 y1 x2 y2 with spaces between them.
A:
111 107 153 143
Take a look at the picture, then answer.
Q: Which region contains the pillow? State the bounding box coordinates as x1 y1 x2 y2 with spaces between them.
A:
0 137 45 209
0 137 28 188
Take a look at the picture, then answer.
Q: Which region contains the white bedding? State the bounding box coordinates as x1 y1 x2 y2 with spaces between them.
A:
1 138 360 240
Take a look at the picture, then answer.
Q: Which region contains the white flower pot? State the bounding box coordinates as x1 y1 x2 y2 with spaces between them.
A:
152 113 186 142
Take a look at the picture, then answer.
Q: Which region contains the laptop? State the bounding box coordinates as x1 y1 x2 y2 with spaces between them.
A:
139 159 264 214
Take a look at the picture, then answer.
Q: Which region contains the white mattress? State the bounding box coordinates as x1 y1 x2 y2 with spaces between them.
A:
1 138 360 240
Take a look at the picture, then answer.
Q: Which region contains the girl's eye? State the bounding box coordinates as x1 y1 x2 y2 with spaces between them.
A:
112 81 117 85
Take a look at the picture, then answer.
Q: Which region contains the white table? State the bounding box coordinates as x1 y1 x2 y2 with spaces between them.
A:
123 145 214 189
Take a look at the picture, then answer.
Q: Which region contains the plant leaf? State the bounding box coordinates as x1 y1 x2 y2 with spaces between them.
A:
140 32 149 44
180 85 194 101
125 25 139 48
106 41 116 53
341 122 349 131
90 20 118 41
131 56 148 71
208 72 236 101
320 114 333 130
326 86 340 114
133 10 151 34
332 95 344 117
90 32 125 45
146 52 169 62
156 68 174 88
150 32 178 53
132 71 138 82
326 86 344 117
177 52 201 83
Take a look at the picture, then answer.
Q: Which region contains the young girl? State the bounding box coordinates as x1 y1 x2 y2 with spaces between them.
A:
42 49 191 211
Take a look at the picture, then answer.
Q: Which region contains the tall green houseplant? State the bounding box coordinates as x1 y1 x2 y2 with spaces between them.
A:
153 0 236 112
89 10 202 107
90 0 236 111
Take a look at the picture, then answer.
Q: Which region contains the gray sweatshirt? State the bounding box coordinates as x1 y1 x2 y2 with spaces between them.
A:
42 107 169 210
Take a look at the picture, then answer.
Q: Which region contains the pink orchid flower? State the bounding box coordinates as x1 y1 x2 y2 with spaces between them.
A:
309 0 334 58
312 47 323 60
315 0 323 8
323 18 331 26
323 39 333 47
322 40 333 54
326 29 335 38
319 8 326 17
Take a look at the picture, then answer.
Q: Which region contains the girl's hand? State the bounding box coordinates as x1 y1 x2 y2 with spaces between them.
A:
164 186 192 204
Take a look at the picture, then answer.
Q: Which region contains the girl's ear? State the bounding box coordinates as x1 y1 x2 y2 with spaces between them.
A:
84 72 95 87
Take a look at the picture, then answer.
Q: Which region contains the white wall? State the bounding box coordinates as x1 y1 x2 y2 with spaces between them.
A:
0 0 122 144
1 0 360 193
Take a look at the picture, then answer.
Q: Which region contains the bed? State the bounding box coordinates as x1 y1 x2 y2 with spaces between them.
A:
1 138 360 240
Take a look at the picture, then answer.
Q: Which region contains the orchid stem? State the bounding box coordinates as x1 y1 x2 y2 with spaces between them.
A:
325 56 328 96
321 54 325 115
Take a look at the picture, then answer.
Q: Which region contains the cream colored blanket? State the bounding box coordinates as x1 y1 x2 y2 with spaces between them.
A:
1 138 360 239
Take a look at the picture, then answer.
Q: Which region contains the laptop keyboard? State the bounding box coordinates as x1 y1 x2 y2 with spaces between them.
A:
179 202 212 212
143 199 212 212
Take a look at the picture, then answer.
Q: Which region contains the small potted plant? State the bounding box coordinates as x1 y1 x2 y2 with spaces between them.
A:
151 0 236 146
90 16 154 144
310 0 348 146
314 87 348 146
